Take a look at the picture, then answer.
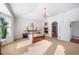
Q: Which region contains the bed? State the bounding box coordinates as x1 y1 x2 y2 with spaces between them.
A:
32 33 45 43
27 23 45 43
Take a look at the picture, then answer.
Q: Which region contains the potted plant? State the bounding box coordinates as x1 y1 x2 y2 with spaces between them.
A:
0 17 8 39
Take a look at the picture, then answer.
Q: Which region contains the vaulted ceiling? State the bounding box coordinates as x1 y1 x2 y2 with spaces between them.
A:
6 3 79 20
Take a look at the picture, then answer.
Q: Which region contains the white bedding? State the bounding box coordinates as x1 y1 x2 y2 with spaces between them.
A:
34 34 44 37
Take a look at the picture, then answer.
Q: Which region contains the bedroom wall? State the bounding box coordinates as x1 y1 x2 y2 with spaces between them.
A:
14 17 43 39
45 8 79 41
64 8 79 41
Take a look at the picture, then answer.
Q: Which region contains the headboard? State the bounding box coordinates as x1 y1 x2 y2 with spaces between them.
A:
27 23 37 32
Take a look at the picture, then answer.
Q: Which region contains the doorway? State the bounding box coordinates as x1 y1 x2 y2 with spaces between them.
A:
52 22 58 38
70 21 79 44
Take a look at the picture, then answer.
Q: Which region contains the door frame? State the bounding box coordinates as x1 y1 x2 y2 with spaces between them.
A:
52 22 58 38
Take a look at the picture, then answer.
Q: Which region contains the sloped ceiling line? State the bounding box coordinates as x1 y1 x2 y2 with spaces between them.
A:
5 3 16 19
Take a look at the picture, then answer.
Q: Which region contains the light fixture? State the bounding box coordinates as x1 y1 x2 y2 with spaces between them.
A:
43 8 48 19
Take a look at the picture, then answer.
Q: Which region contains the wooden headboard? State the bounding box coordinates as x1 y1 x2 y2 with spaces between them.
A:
27 30 37 32
27 23 37 32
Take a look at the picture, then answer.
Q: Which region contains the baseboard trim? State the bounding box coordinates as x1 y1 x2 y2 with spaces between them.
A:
70 38 79 44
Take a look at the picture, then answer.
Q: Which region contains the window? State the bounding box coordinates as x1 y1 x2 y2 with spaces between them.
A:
0 14 11 39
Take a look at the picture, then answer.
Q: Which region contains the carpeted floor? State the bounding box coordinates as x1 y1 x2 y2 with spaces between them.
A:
1 37 79 55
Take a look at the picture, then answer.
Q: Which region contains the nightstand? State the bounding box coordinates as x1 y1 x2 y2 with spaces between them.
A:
23 33 28 38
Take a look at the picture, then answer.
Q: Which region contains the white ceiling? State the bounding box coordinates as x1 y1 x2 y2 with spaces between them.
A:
9 3 79 19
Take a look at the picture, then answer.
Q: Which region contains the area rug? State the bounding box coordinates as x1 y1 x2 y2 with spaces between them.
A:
17 40 32 49
22 40 52 55
54 45 65 55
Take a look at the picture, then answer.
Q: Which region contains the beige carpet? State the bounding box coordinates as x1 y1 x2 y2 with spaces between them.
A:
22 40 52 55
2 37 79 55
17 40 32 49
